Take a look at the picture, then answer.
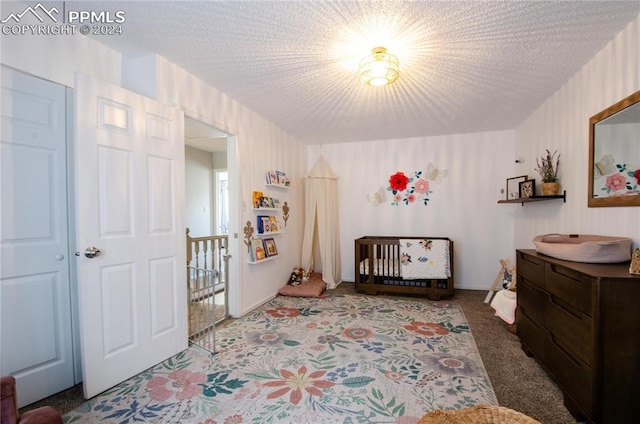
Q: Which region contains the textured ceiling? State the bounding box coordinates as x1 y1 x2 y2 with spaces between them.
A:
80 1 640 144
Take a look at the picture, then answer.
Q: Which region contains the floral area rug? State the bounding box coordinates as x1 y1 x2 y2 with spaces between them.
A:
64 294 496 424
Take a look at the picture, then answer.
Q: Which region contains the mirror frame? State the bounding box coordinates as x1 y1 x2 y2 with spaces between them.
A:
588 90 640 207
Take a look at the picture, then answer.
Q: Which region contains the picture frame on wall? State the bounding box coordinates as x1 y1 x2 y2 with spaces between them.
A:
264 238 278 257
251 238 266 261
519 179 536 198
506 175 527 200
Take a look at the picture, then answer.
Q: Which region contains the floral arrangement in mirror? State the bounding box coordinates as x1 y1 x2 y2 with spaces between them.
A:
535 149 560 195
593 154 640 196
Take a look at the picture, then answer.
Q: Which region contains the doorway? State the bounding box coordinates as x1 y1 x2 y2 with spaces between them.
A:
184 117 233 351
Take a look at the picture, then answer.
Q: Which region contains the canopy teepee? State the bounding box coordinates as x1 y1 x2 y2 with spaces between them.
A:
300 156 341 288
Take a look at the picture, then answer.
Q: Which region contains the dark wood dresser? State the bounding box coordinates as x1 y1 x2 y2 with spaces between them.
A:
516 249 640 424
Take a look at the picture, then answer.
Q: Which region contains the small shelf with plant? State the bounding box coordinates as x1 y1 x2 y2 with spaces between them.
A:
498 149 566 205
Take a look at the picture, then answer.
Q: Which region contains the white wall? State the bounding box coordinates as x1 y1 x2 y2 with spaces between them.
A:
308 130 516 290
514 15 640 249
185 146 214 237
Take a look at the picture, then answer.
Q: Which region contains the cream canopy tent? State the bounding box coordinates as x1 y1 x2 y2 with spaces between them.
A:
300 156 341 288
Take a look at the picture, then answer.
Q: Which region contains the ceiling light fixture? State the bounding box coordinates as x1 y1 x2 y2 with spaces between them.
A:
359 47 400 87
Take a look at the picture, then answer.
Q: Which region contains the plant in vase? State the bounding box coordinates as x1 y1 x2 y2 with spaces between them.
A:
535 149 560 195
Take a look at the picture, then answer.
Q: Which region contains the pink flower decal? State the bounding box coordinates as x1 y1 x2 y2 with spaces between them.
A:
413 178 430 194
606 173 627 192
406 194 416 203
223 416 243 424
263 366 335 405
147 370 207 401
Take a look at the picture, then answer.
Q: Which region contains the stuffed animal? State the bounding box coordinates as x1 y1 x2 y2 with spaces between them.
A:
288 267 307 285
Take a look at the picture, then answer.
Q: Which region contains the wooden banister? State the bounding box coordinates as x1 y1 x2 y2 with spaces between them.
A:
186 228 229 271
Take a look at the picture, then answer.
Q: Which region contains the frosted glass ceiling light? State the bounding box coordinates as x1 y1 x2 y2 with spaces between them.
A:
359 47 399 87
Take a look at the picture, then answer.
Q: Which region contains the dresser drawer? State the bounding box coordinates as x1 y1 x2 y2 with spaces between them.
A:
517 279 545 326
517 251 545 288
545 334 593 416
545 263 592 316
546 296 592 366
516 309 545 359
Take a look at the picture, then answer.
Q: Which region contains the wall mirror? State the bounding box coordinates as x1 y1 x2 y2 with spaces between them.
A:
588 90 640 207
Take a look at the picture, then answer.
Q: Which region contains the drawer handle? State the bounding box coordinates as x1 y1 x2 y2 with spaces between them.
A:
518 307 540 327
522 256 542 266
550 334 583 368
549 295 583 320
549 264 580 281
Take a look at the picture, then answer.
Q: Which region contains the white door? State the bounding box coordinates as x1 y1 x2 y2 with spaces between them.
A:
1 68 75 407
75 74 187 398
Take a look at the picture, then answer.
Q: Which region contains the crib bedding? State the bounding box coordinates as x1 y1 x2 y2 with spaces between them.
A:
399 238 451 279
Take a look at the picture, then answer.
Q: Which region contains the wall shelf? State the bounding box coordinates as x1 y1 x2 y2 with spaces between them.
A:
255 231 285 237
265 183 290 190
248 256 277 265
498 191 566 206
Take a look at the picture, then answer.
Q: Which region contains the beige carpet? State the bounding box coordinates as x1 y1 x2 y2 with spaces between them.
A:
188 299 226 336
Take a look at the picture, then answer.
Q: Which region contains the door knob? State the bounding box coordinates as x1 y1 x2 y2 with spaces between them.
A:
84 246 102 258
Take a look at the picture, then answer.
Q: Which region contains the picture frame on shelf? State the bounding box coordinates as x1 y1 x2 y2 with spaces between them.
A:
251 238 266 261
257 215 268 233
266 170 278 185
261 216 271 233
252 191 263 209
519 179 536 198
269 216 278 232
506 175 527 200
264 238 278 257
275 170 287 185
259 196 272 208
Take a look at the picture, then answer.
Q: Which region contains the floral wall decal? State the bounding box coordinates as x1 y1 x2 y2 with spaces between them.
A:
387 163 448 206
366 187 387 206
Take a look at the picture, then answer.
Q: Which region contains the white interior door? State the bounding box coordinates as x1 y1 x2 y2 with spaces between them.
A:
1 67 75 407
75 74 186 398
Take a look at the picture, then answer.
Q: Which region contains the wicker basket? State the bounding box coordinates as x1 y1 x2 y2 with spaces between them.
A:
418 404 540 424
